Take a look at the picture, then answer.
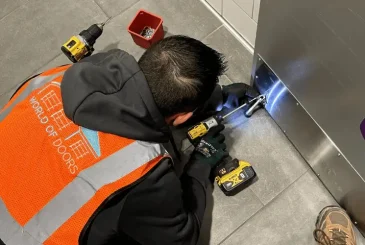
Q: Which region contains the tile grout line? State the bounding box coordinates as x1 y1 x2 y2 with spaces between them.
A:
0 5 25 22
252 0 256 18
1 0 31 21
217 169 310 245
96 0 141 21
225 71 251 84
0 84 18 97
1 0 142 98
31 53 65 75
217 202 263 245
201 24 224 41
200 0 254 54
0 53 65 97
248 186 265 206
232 0 253 18
1 0 139 98
260 169 309 206
220 74 233 85
92 0 109 18
110 0 141 19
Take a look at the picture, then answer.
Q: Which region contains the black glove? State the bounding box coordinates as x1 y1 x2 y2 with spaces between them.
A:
222 83 259 108
190 124 228 168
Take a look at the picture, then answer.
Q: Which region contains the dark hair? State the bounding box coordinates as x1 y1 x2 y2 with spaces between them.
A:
138 35 226 117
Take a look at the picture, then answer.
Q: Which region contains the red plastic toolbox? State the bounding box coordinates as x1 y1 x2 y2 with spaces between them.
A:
127 9 164 49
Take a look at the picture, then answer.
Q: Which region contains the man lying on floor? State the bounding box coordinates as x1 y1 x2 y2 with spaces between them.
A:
0 35 256 245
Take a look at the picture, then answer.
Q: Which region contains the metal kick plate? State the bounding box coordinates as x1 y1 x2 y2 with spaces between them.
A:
253 60 365 233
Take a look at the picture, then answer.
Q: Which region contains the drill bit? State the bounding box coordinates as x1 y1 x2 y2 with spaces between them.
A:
221 102 249 120
99 17 112 28
221 95 266 120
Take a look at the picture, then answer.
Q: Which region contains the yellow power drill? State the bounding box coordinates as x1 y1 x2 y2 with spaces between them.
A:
61 19 110 63
187 94 266 145
187 94 265 195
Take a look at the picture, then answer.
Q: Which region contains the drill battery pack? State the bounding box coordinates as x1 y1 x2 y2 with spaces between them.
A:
215 158 256 196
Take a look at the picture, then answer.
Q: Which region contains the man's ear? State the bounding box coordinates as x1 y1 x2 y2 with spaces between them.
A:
170 112 194 126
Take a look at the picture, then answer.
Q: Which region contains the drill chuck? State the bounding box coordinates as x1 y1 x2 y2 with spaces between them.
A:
80 24 103 47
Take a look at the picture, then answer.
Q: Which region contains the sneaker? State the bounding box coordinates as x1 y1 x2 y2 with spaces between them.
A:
314 206 356 245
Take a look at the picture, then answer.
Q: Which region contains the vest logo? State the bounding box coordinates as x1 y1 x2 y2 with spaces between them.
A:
65 126 101 158
29 81 101 174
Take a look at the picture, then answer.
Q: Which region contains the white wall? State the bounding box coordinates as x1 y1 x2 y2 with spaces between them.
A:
204 0 260 48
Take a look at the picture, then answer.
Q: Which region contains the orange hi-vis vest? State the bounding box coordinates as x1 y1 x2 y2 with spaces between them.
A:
0 66 169 245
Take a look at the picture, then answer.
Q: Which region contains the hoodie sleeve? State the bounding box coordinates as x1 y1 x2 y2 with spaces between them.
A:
202 84 224 112
118 158 211 245
183 84 224 125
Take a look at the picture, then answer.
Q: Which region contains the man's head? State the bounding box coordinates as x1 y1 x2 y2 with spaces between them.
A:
138 35 226 126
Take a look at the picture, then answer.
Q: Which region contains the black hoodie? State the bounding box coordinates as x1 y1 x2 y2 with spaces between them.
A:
60 49 214 245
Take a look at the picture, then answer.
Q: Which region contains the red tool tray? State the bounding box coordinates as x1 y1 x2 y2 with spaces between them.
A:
128 9 164 49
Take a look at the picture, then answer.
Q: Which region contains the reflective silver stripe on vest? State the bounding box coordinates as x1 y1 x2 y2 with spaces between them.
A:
0 141 167 244
0 71 65 122
0 199 41 245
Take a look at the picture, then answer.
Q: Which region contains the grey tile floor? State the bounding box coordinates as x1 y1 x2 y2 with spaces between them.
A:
0 0 364 244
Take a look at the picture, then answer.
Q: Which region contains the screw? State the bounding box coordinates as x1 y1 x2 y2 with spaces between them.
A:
283 130 286 133
317 173 320 177
140 26 155 39
355 221 358 225
258 57 261 61
337 153 341 157
255 75 259 79
296 102 299 106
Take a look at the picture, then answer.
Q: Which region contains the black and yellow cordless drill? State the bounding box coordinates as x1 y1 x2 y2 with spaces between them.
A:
187 94 265 195
61 19 110 63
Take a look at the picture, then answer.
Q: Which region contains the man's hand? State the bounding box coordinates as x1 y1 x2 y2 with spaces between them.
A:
190 124 228 168
222 83 259 108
